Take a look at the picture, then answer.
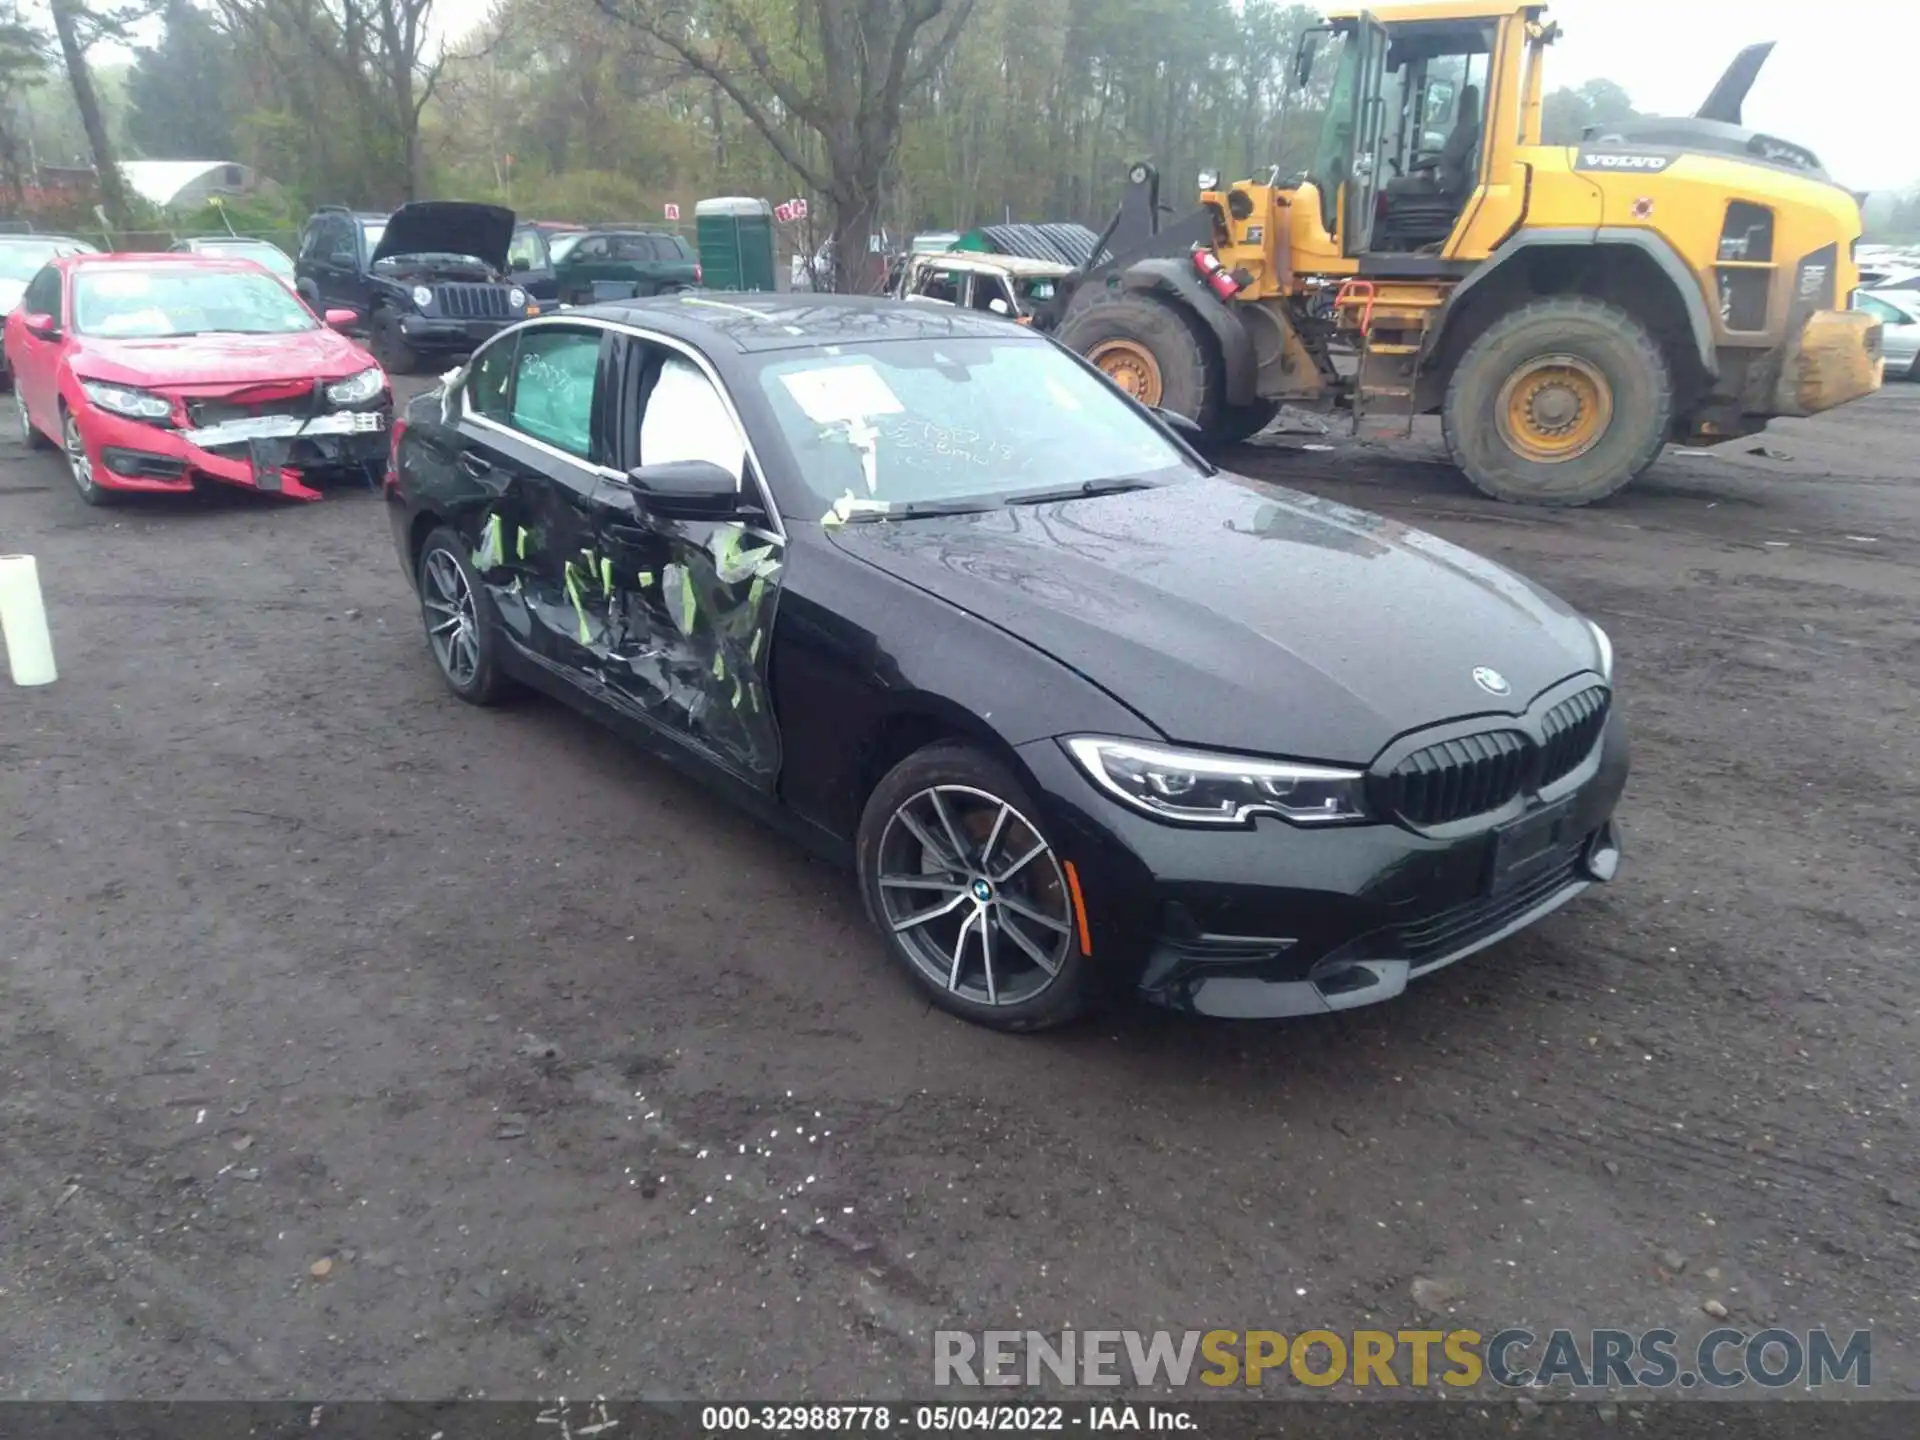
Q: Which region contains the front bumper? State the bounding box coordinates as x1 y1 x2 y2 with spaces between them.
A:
1773 308 1884 416
399 314 513 351
80 403 390 502
1017 712 1630 1020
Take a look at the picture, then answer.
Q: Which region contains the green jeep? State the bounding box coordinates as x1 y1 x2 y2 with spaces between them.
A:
553 229 702 305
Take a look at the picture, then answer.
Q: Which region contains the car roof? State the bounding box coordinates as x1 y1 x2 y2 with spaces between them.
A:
909 251 1072 277
0 233 88 246
576 291 1035 354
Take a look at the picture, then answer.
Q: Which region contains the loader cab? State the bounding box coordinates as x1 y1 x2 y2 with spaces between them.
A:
1301 6 1527 261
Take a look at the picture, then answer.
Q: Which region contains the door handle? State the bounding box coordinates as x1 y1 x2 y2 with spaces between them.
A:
458 452 494 478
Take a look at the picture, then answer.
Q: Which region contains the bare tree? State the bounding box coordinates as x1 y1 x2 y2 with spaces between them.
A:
596 0 978 291
49 0 130 222
215 0 448 200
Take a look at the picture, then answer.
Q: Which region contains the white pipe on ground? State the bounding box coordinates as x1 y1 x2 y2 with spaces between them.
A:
0 553 58 686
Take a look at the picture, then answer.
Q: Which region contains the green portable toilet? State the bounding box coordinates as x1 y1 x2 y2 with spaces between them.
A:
695 197 776 292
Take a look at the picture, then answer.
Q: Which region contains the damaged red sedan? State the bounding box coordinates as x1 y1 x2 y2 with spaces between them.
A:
6 253 390 505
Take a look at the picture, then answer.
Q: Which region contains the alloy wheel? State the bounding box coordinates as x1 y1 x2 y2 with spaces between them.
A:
421 547 480 687
875 784 1073 1008
62 408 96 497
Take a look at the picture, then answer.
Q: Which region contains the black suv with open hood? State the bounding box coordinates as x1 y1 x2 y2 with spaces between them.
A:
295 201 538 374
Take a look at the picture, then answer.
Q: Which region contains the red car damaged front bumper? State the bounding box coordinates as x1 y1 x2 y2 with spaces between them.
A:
76 379 391 502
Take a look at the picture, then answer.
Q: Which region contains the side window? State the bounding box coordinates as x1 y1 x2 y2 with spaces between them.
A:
918 270 960 304
509 327 602 459
465 336 517 423
970 276 1011 312
22 266 59 320
1856 295 1899 323
326 219 356 264
576 236 609 260
637 350 746 480
298 221 323 262
507 230 545 271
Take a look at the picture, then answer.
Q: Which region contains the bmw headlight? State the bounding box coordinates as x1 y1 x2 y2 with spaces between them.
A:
508 286 527 309
411 284 434 309
80 379 171 420
325 366 386 406
1587 620 1614 682
1064 737 1370 827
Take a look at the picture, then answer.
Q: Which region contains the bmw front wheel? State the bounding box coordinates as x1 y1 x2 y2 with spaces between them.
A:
857 743 1095 1031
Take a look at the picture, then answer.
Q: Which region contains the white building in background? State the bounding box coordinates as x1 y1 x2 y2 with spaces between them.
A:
119 160 275 211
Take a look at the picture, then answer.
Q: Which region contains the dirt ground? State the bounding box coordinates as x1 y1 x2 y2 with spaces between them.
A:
1 377 1915 1409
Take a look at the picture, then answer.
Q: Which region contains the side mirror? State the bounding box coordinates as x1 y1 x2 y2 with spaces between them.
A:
21 311 58 340
1152 406 1205 442
987 297 1012 316
624 459 741 520
1292 31 1321 90
323 308 357 331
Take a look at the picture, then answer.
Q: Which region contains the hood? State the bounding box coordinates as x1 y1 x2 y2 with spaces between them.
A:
72 328 375 388
371 201 516 269
826 476 1600 763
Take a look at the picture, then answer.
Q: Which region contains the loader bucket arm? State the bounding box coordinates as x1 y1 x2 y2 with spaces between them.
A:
1697 41 1774 124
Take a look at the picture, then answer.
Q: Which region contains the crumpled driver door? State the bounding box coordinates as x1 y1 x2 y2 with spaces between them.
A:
590 337 785 786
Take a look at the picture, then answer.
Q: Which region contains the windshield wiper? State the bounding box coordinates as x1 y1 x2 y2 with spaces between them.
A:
839 497 1001 521
999 477 1159 507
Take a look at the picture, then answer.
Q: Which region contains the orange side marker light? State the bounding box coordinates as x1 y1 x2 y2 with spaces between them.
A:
1062 860 1093 957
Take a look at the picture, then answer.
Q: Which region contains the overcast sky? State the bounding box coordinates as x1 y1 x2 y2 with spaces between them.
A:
106 0 1908 196
1532 0 1909 191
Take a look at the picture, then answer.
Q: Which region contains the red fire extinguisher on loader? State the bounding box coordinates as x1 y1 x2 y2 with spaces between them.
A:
1191 246 1241 300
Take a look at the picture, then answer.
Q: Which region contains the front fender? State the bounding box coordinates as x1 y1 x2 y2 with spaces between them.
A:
1112 258 1261 408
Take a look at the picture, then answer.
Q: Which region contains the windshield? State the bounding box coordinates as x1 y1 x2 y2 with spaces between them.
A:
374 249 486 269
754 336 1196 514
0 242 64 282
549 232 584 263
73 266 319 338
1309 29 1361 203
360 222 385 252
205 242 294 276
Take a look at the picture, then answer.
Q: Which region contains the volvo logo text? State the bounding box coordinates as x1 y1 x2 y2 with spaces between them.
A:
1473 667 1512 696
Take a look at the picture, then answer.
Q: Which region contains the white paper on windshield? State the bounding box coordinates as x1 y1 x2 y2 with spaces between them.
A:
779 364 903 425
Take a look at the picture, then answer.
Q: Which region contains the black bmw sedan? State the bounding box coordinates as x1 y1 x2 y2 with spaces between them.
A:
383 293 1626 1031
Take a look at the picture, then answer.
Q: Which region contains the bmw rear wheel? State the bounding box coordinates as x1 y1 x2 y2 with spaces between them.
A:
858 743 1095 1030
416 526 510 705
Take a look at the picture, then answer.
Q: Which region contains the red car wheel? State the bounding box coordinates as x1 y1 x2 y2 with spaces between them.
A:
61 404 115 507
15 390 52 451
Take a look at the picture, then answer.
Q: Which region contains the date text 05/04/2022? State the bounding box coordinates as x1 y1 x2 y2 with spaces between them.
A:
694 1404 1192 1433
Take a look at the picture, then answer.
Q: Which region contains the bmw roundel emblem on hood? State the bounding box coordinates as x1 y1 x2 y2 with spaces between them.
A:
1473 667 1512 697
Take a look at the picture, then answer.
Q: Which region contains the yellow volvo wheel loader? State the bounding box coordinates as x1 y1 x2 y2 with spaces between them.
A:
1048 2 1884 506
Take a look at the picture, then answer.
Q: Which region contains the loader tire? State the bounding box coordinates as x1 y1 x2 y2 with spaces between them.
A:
1058 291 1224 432
1208 400 1281 446
1442 297 1671 507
